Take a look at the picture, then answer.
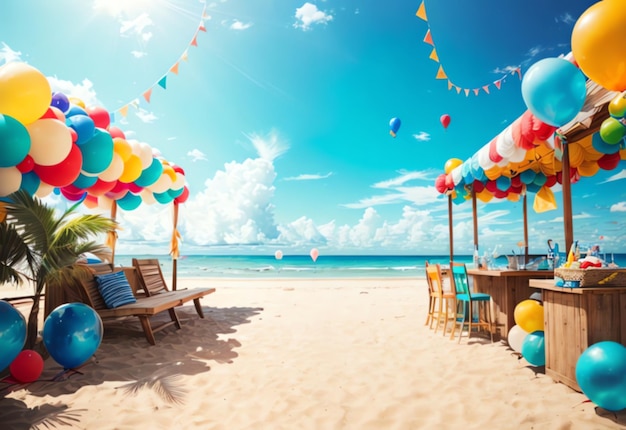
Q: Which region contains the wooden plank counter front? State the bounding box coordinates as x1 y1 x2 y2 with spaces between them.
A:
529 279 626 392
467 269 554 339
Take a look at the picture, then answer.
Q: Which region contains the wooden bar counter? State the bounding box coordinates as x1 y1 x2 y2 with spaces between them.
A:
467 269 554 339
529 279 626 392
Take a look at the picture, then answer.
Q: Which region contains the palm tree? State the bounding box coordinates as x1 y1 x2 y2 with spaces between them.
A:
1 190 117 350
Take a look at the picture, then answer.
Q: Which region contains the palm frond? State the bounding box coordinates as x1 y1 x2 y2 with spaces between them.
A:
119 373 187 405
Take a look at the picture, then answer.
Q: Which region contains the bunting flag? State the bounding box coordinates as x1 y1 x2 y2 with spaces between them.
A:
416 1 522 97
111 2 208 120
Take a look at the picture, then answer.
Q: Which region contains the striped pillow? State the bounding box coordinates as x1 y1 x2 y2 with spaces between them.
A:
95 271 137 309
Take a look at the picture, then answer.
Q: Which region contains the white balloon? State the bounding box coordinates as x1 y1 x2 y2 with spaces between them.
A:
27 119 72 166
507 324 528 353
99 153 124 182
0 167 21 196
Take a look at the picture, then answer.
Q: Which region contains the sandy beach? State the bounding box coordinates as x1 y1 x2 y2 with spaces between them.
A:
1 277 625 430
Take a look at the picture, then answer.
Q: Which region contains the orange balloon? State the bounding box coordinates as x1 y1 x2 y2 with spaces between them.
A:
444 158 463 174
118 154 142 183
572 0 626 90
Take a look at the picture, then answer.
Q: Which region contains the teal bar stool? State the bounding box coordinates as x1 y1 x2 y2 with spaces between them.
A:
448 262 494 343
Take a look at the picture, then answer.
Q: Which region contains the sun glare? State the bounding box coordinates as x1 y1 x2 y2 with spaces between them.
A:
92 0 152 17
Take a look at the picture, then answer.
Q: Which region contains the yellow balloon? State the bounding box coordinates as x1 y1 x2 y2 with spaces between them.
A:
69 97 85 109
476 189 493 203
0 62 51 125
162 164 177 182
113 138 132 162
444 158 463 174
572 0 626 91
578 160 600 177
514 299 544 333
567 142 585 168
118 154 142 183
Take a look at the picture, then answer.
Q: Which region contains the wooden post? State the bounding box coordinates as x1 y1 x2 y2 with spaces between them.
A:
523 193 529 266
448 194 454 262
472 188 478 252
561 141 574 254
171 203 179 291
109 201 118 266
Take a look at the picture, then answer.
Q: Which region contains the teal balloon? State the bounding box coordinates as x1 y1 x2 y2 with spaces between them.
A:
79 128 114 175
117 192 142 211
20 171 40 195
592 132 621 155
134 158 163 187
496 176 511 192
168 187 184 199
576 341 626 412
153 190 174 204
520 169 536 185
72 173 98 189
0 300 27 372
0 114 31 168
521 58 587 127
521 331 545 367
533 172 547 186
43 303 103 369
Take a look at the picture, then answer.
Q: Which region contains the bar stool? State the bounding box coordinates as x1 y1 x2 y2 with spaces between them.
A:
448 261 494 343
425 262 456 334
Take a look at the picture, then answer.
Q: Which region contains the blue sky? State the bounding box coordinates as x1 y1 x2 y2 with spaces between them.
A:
2 0 624 257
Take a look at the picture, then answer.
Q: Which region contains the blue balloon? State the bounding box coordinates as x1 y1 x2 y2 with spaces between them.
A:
43 303 103 369
51 92 70 113
576 341 626 412
65 105 88 118
496 176 511 192
67 114 96 146
0 300 27 372
521 57 587 127
20 171 40 195
389 117 401 137
521 331 545 367
592 132 621 155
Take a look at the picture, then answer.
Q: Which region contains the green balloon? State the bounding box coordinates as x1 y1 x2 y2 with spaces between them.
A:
0 114 31 168
599 117 626 145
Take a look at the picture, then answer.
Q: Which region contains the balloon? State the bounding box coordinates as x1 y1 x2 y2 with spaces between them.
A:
571 1 626 91
0 62 51 125
117 192 142 211
85 106 110 129
444 158 462 175
440 114 451 130
16 155 34 173
599 117 626 144
608 91 626 118
0 167 22 197
576 341 626 411
26 118 72 166
0 114 31 168
86 178 117 196
10 349 44 383
514 299 544 333
507 324 528 353
134 158 163 187
389 117 401 137
50 92 70 113
98 153 124 182
107 125 126 140
598 152 621 171
118 154 142 183
43 303 103 369
20 171 40 196
310 248 319 263
79 129 114 175
275 250 283 260
153 190 174 204
72 172 99 189
521 58 587 127
33 143 83 187
0 300 27 372
174 185 189 204
521 331 545 367
67 114 96 146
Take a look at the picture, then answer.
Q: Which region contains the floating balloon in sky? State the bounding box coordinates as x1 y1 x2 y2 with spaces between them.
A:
310 248 319 263
274 250 283 260
440 114 451 130
389 117 401 137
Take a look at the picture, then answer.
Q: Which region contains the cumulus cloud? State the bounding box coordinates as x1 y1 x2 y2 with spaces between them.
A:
284 173 332 181
131 50 147 58
294 3 333 31
230 20 252 30
48 77 101 107
610 202 626 212
412 131 430 142
188 149 207 162
120 13 154 41
135 108 158 123
0 42 22 64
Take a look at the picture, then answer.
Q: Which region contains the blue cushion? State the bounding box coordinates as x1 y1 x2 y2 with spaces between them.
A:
95 271 136 309
471 293 491 301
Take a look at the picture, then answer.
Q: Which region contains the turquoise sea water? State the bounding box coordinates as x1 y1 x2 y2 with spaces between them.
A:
113 254 626 279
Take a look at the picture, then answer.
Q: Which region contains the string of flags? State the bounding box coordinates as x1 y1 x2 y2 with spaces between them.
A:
416 1 522 97
111 3 208 122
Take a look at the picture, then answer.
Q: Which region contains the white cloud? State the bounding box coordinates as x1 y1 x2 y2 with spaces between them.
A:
47 77 101 107
284 173 332 181
610 202 626 212
556 13 575 25
135 108 158 123
412 132 430 142
600 169 626 184
294 3 333 31
188 149 207 162
244 130 288 161
230 20 252 30
120 13 154 41
0 42 22 64
373 171 431 188
131 50 147 58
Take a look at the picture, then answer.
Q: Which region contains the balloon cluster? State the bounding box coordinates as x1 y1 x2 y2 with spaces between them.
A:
0 62 190 210
508 298 545 367
597 92 626 151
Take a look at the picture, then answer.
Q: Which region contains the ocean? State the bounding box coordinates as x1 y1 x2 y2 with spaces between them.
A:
113 253 626 280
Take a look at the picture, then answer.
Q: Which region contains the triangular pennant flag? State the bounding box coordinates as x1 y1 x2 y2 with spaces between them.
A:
447 80 453 90
130 99 140 108
473 88 480 96
416 1 428 21
423 29 434 46
119 105 129 117
199 24 206 32
455 86 462 94
515 68 522 79
158 75 167 89
494 80 502 90
435 65 447 79
464 89 470 97
181 50 189 62
482 85 490 94
109 112 115 124
143 88 152 103
170 63 180 75
429 48 439 62
191 34 198 47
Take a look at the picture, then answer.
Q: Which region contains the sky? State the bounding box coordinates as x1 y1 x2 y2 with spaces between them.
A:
1 0 624 257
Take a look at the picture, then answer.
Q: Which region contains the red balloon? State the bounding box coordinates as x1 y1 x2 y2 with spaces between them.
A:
598 152 621 171
472 180 485 193
485 180 498 193
174 185 190 204
10 350 44 383
172 165 185 175
86 106 110 129
545 175 557 187
87 178 117 196
60 187 86 201
107 126 126 140
33 143 82 187
16 155 34 173
440 114 451 129
435 174 448 193
69 128 78 143
127 182 144 194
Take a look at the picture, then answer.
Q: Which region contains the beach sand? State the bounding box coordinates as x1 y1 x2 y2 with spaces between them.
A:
1 277 625 429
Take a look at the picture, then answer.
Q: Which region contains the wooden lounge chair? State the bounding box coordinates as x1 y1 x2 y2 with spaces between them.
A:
132 258 214 318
